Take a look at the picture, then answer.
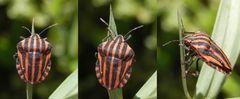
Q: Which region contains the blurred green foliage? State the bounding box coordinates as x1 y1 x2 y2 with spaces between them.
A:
79 0 157 98
158 0 240 98
0 0 77 98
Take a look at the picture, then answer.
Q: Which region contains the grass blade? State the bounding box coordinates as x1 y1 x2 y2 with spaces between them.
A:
194 0 240 98
178 11 191 99
133 71 157 99
108 5 118 37
49 69 78 99
26 84 33 99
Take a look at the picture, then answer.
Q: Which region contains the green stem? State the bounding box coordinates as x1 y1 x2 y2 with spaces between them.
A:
26 84 33 99
177 11 191 99
107 88 123 99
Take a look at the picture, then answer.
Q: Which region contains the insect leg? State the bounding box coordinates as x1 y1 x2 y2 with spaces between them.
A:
13 53 18 59
20 36 25 39
191 58 200 77
44 38 47 40
101 35 111 42
184 52 196 74
95 52 98 58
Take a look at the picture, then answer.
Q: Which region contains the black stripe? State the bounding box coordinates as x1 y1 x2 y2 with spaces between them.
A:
103 41 111 55
190 42 210 51
111 57 119 88
126 49 134 61
21 40 26 76
107 39 119 88
33 38 40 82
24 38 28 51
28 36 34 82
40 40 46 80
120 43 128 59
119 44 128 80
100 41 111 81
114 37 121 58
120 65 132 87
111 37 122 88
210 42 229 66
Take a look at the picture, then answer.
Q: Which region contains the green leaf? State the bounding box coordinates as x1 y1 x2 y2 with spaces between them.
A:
133 71 157 99
26 84 33 99
194 0 240 98
49 69 78 99
108 5 118 37
108 88 123 99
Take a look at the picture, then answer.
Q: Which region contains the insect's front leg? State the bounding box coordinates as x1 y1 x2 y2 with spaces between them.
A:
101 35 111 42
183 48 200 77
184 52 196 74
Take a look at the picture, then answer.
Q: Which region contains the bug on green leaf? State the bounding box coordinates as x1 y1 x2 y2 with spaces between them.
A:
95 18 143 90
183 32 232 74
14 19 57 84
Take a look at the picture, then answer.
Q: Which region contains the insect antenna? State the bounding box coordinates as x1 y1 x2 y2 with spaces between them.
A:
124 25 143 40
21 26 31 34
39 23 58 36
162 40 179 46
100 18 109 26
100 18 115 39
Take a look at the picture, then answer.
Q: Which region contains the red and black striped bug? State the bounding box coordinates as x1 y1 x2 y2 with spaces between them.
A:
183 31 232 74
163 31 232 75
164 14 232 75
14 19 57 84
95 18 143 90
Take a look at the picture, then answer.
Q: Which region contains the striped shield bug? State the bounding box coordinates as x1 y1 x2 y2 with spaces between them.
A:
163 31 232 75
14 19 57 84
163 14 232 75
183 32 232 74
95 18 143 90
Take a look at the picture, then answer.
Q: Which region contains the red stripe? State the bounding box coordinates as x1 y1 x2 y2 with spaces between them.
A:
114 43 124 88
36 38 43 82
108 38 120 89
25 38 31 81
102 41 114 87
31 36 36 83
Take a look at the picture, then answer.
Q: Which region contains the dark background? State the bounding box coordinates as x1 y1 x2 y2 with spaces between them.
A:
79 0 157 99
0 0 77 99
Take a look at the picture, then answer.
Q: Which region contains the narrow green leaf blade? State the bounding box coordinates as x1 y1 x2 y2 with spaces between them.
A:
49 69 78 99
109 5 118 37
195 0 240 98
133 71 157 99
